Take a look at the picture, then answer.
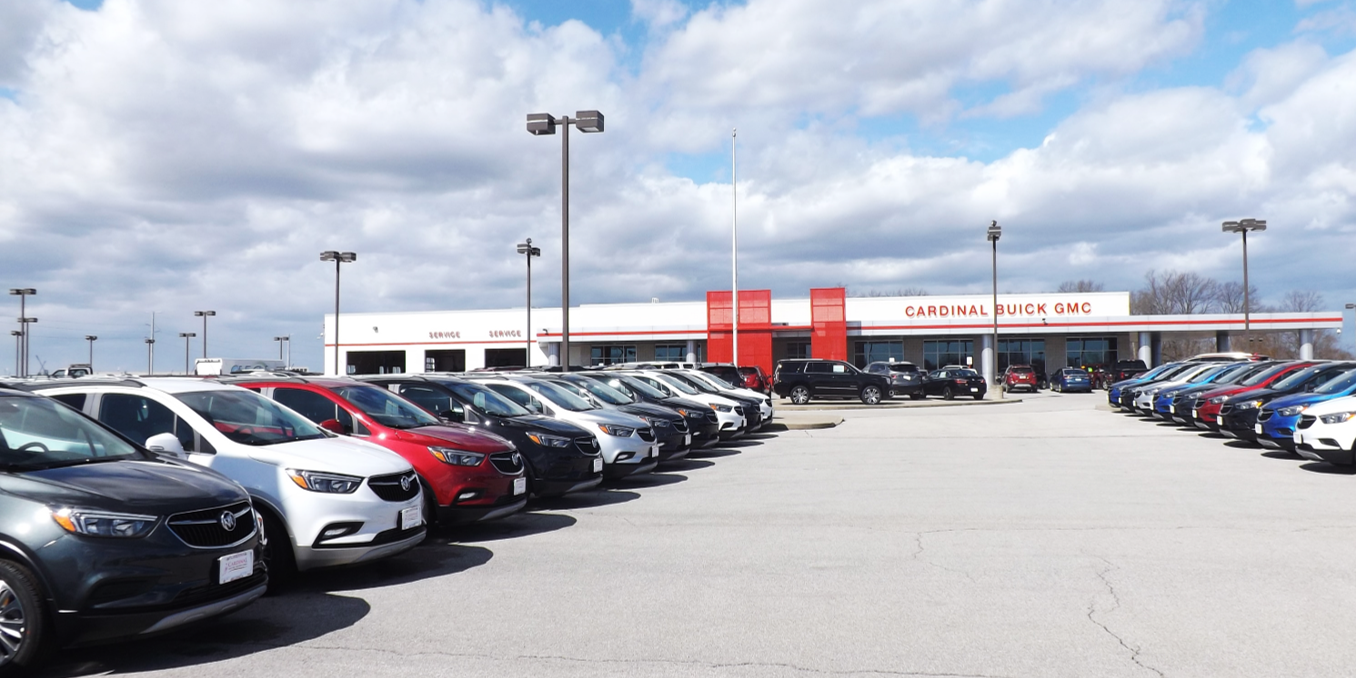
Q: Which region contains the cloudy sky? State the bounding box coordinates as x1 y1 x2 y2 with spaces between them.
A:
2 0 1355 373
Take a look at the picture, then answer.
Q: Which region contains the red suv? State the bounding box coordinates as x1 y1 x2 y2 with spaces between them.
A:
228 376 528 525
1001 365 1039 393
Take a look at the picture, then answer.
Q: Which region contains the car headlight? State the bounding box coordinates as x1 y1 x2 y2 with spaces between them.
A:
710 403 733 412
640 416 670 428
51 508 158 538
429 446 486 466
675 408 705 419
1146 388 1161 396
1319 412 1356 425
1277 405 1308 417
1235 400 1264 410
598 424 635 437
287 469 362 494
1208 396 1228 404
526 432 572 448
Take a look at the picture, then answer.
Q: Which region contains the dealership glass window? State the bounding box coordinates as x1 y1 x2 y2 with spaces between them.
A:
784 341 811 360
997 339 1046 374
654 344 686 361
854 341 904 368
590 345 637 366
1066 337 1118 368
923 340 973 371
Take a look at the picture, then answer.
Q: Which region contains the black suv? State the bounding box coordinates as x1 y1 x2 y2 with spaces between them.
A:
773 359 890 405
865 361 925 399
0 386 265 671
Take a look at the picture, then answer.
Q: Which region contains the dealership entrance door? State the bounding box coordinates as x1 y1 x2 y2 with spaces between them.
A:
347 350 406 375
425 349 465 372
485 348 527 369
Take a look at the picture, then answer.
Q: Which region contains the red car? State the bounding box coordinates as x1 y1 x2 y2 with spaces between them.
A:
739 366 770 393
227 376 528 525
1190 362 1315 431
1001 365 1039 393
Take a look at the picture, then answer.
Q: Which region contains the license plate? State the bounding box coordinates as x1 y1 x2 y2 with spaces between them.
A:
970 388 979 392
1255 424 1264 436
512 477 527 495
219 551 253 584
1294 432 1303 444
400 506 422 530
684 433 692 445
592 458 603 473
649 446 658 458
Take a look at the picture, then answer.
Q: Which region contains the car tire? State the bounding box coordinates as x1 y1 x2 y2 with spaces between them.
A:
789 386 811 405
910 392 924 400
973 393 983 400
420 476 439 528
943 386 955 400
259 509 296 592
0 560 49 672
860 385 882 405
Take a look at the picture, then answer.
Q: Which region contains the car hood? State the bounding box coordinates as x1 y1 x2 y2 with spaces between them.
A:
0 458 247 513
617 402 684 421
247 435 412 476
1303 396 1356 416
483 413 591 437
1265 391 1340 411
392 425 514 453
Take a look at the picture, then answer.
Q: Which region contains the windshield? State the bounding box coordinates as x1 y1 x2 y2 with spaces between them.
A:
0 394 144 470
330 385 440 429
1240 364 1297 387
1184 365 1227 383
666 372 719 393
649 373 699 395
889 364 918 373
1209 363 1260 385
609 375 667 399
1062 369 1085 377
563 378 632 406
954 369 979 377
691 371 737 389
525 381 597 412
1271 365 1341 392
444 382 530 417
1316 369 1356 395
175 389 326 446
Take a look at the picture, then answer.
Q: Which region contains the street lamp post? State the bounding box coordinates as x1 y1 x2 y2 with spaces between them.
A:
84 335 97 370
193 310 216 359
9 288 36 377
1222 219 1266 345
987 221 1003 400
144 338 155 374
179 332 196 374
10 331 20 376
320 251 357 376
274 335 290 364
526 109 605 371
516 239 541 366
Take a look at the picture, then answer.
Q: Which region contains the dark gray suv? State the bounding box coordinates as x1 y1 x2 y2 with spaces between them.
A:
0 387 265 671
772 359 890 405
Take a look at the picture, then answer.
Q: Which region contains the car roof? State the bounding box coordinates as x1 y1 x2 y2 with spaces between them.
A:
21 376 240 395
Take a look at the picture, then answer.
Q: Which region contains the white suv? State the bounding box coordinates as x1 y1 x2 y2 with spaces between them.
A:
31 378 426 579
1294 395 1356 466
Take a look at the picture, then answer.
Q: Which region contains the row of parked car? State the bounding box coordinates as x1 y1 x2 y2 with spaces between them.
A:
1106 353 1356 464
0 365 773 671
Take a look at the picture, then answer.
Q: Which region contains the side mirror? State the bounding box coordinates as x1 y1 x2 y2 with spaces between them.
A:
145 433 187 459
439 409 464 423
317 419 347 435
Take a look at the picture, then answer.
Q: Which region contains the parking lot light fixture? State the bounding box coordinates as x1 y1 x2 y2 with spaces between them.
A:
320 251 357 375
144 338 155 374
85 335 97 370
986 221 1002 399
193 310 216 359
9 288 36 377
516 239 541 365
179 332 197 374
1222 219 1266 341
274 335 290 364
10 330 20 376
526 110 604 371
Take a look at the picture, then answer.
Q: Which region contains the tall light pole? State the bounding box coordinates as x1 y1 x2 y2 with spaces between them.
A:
320 251 356 376
516 239 541 366
732 128 739 367
1222 219 1266 345
9 288 36 377
84 335 97 369
193 310 216 359
10 331 20 376
987 221 1003 399
274 335 290 364
526 109 604 371
179 332 196 374
144 338 155 374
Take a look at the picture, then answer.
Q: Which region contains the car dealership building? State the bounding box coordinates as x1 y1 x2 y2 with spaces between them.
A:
324 288 1343 385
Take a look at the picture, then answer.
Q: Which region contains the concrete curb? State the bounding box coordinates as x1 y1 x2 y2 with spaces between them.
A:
764 416 843 431
773 397 1024 411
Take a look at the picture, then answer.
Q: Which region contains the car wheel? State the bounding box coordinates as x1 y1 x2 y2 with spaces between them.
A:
973 393 983 400
259 509 296 591
860 385 882 405
789 386 811 405
0 560 48 672
910 392 924 400
943 386 955 400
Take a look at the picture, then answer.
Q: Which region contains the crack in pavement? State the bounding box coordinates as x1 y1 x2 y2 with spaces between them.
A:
1085 557 1165 678
909 532 979 583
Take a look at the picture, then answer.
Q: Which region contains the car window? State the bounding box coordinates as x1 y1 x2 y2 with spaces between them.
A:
273 387 341 424
0 394 145 470
397 384 462 417
331 385 441 430
806 362 832 374
565 378 632 405
614 375 666 399
525 381 596 412
1240 364 1294 387
444 382 530 417
50 393 86 410
98 393 197 452
652 374 700 396
174 389 327 446
1316 369 1356 395
955 369 978 377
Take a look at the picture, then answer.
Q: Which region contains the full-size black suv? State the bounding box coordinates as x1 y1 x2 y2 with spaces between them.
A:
773 359 889 405
0 386 265 672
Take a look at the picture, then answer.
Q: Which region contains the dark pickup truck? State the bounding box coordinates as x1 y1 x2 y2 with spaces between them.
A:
1092 360 1149 390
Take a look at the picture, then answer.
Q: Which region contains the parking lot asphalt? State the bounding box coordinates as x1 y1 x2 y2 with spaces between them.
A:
40 392 1356 678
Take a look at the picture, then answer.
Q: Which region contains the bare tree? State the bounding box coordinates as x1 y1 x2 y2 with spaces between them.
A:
1213 281 1263 314
1131 270 1219 315
1057 280 1105 293
1280 290 1323 312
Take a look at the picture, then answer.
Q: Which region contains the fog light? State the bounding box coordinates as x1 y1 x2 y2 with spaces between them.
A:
313 522 362 546
456 490 482 503
616 452 635 462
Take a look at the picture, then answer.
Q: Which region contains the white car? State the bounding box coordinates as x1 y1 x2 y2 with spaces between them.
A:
680 369 774 426
474 377 659 479
625 371 747 439
1130 363 1220 412
31 378 426 578
1294 395 1356 466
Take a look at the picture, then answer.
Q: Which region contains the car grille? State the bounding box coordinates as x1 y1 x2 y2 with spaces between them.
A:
637 428 655 442
1218 404 1233 415
672 418 689 434
489 451 524 474
1298 414 1317 430
574 436 601 456
368 471 420 502
167 501 256 549
1192 397 1205 410
1257 409 1273 422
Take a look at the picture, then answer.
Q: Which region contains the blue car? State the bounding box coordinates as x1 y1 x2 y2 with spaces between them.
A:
1108 363 1184 409
1256 369 1356 450
1050 368 1093 393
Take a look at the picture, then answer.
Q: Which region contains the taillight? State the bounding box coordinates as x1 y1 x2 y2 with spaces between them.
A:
954 378 967 384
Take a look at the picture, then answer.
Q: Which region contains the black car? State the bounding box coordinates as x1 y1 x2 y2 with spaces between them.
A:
548 374 692 462
0 387 266 671
360 375 604 498
921 368 988 400
772 359 889 405
865 361 925 399
576 372 723 448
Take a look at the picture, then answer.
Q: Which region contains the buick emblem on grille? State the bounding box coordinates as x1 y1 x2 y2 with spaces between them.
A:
400 475 413 492
511 453 522 465
220 510 237 532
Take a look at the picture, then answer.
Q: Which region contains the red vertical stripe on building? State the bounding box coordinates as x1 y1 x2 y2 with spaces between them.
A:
811 287 847 361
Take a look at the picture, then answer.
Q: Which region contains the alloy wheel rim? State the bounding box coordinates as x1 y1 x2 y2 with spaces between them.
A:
0 581 26 663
